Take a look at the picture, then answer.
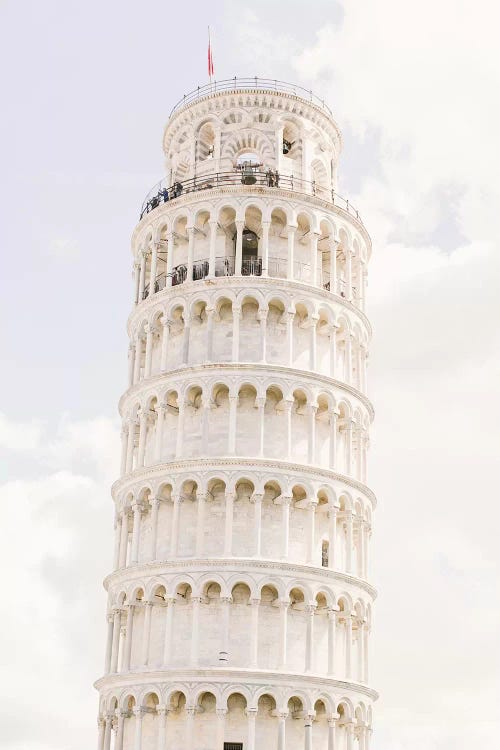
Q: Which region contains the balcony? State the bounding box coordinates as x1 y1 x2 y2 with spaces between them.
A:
142 255 356 301
139 170 362 226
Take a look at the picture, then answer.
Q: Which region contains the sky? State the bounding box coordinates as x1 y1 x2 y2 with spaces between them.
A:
1 1 499 748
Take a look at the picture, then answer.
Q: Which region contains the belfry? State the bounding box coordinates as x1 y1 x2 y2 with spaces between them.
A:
96 78 376 750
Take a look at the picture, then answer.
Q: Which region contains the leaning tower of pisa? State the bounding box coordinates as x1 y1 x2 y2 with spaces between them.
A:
96 78 376 750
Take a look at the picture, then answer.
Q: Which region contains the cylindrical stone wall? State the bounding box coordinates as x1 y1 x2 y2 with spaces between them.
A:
96 81 376 750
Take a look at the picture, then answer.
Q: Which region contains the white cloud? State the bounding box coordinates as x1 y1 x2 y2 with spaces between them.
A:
290 3 500 747
0 414 117 749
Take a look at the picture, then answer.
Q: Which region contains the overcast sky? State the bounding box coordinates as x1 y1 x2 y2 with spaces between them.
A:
1 1 499 748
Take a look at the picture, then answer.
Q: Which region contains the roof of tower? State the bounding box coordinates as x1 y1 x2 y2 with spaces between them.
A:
164 77 342 149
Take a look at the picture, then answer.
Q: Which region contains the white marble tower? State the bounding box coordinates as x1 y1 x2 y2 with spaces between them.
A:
96 78 376 750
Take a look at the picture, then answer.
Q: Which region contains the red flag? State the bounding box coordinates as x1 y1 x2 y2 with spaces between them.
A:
208 28 214 78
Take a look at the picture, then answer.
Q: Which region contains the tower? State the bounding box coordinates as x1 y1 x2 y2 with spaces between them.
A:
96 78 376 750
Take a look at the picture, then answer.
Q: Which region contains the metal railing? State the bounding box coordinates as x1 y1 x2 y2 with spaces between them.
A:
141 256 364 300
169 77 333 118
143 257 357 300
139 170 361 224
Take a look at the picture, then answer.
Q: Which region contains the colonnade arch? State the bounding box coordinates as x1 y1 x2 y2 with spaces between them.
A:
133 198 368 311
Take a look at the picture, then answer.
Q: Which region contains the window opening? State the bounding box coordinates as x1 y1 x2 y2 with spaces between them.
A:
322 540 329 568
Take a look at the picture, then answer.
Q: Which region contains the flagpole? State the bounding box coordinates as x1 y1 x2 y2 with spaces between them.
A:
208 26 212 87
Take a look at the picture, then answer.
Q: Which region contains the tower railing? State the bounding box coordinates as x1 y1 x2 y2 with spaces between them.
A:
139 170 362 225
168 77 333 118
142 256 356 299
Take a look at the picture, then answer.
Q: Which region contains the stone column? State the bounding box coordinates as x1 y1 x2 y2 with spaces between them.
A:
119 510 129 568
327 717 338 750
170 495 182 558
165 232 174 287
329 239 337 293
133 707 143 750
307 501 317 564
138 250 147 301
250 598 260 667
110 609 121 673
327 608 336 675
195 492 206 556
277 712 288 750
346 721 354 750
307 404 317 464
261 220 270 276
235 220 244 275
304 714 314 750
228 394 238 455
232 306 241 362
246 708 258 750
149 242 159 296
137 411 148 467
215 708 227 748
128 344 135 387
156 707 168 750
345 511 353 574
115 711 125 750
206 306 215 361
252 493 263 556
144 324 154 377
305 604 316 672
310 232 319 287
133 262 140 305
182 315 191 365
208 220 218 277
141 602 152 666
130 503 143 564
364 626 369 683
103 715 112 750
259 309 268 362
175 401 185 458
256 397 265 457
185 707 196 747
113 513 122 570
162 598 175 666
104 613 114 673
281 496 292 559
149 497 161 560
219 596 231 663
344 334 352 385
344 421 353 475
345 614 353 679
287 225 297 280
284 399 293 460
160 319 170 372
345 249 353 301
154 404 166 463
329 325 338 377
120 425 128 476
186 226 194 280
358 621 365 681
97 717 105 750
309 315 319 371
122 604 134 671
329 411 338 469
328 504 337 570
224 491 235 556
133 335 142 383
286 310 295 365
359 520 367 579
190 597 202 665
125 419 136 473
279 601 289 668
